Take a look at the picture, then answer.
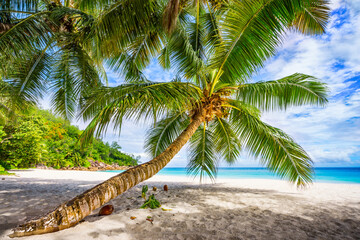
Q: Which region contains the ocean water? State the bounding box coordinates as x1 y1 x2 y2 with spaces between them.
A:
106 167 360 184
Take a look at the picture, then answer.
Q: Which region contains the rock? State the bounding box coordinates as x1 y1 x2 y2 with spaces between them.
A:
153 187 157 191
164 185 168 191
2 178 5 180
99 205 114 216
35 164 54 170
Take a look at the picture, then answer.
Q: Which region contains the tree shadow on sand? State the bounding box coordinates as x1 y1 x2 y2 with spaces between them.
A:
1 178 360 239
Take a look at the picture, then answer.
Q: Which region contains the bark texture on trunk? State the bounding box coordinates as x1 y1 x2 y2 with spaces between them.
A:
10 111 205 238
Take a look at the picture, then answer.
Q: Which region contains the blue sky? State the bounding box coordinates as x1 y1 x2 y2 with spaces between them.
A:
44 0 360 167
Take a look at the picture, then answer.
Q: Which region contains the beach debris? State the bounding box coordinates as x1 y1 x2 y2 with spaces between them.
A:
164 185 168 191
99 205 114 216
152 186 157 191
146 216 154 224
1 178 5 180
161 208 172 211
140 185 161 209
142 185 148 199
130 216 136 220
140 194 161 209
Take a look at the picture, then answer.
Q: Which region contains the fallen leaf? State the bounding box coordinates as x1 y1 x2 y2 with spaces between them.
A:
161 208 172 211
130 216 136 220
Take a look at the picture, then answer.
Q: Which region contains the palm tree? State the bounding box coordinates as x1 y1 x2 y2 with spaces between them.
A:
0 0 164 120
8 0 330 237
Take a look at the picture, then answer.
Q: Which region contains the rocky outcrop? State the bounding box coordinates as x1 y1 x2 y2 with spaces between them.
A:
60 160 132 171
35 164 54 170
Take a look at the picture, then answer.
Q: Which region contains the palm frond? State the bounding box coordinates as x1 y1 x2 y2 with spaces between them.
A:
106 31 166 82
211 116 241 164
187 123 218 182
0 10 52 57
227 100 313 187
202 5 223 58
292 0 330 35
6 47 52 105
77 0 112 13
80 81 202 144
209 0 330 85
94 0 162 53
188 0 206 61
0 0 38 16
48 5 95 38
145 111 190 158
163 27 204 82
236 73 328 111
50 40 101 120
0 80 25 123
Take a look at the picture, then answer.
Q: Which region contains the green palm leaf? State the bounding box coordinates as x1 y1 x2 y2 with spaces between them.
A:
6 47 52 105
161 27 204 81
211 116 241 164
236 73 328 111
50 41 101 120
228 100 313 187
187 123 217 182
0 10 52 57
145 111 190 158
106 31 166 82
94 0 162 53
292 0 330 35
209 0 330 86
80 81 202 143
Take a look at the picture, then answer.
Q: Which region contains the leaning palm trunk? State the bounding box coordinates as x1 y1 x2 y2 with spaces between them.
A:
10 112 205 238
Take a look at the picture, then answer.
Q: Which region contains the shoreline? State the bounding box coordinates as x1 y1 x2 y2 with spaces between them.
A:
1 169 360 239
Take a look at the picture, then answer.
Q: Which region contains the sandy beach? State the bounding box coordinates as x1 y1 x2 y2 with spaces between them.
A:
1 169 360 240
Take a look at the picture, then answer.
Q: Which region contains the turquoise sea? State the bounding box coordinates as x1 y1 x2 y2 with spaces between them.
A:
106 167 360 184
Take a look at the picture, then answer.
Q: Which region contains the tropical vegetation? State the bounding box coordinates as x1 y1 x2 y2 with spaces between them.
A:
0 107 139 173
1 0 330 237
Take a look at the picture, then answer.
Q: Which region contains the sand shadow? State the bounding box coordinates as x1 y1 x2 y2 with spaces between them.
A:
1 178 359 239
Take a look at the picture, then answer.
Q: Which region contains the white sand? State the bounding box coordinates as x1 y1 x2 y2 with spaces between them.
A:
1 169 360 240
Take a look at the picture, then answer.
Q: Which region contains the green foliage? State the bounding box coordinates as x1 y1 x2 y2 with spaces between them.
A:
140 194 161 209
141 185 148 199
187 123 217 182
0 126 5 139
145 112 190 158
5 120 43 168
0 170 15 176
0 107 139 169
140 185 161 209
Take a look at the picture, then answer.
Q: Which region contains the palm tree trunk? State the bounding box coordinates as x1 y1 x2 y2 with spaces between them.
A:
10 111 205 238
